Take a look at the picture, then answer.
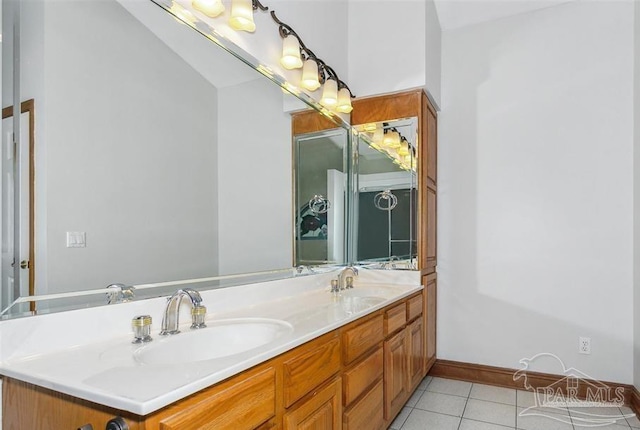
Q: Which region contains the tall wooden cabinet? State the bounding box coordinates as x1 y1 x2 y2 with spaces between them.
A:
352 88 438 377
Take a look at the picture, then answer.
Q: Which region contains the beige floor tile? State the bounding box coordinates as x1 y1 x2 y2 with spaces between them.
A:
459 418 515 429
401 409 461 430
415 391 467 416
471 384 517 405
390 407 411 430
427 377 472 398
463 399 516 428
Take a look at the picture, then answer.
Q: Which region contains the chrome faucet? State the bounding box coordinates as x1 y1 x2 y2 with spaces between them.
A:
338 266 358 290
159 288 206 336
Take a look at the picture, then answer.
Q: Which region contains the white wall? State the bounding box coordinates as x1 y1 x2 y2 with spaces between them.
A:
440 0 634 383
425 0 442 108
634 0 640 391
40 1 219 292
217 79 293 275
347 1 427 100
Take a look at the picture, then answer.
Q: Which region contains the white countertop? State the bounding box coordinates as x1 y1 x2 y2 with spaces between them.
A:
0 270 421 415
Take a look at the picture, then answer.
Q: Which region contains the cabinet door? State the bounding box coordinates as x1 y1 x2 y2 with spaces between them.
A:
409 318 424 390
284 378 342 430
423 273 437 374
383 328 409 421
343 380 384 430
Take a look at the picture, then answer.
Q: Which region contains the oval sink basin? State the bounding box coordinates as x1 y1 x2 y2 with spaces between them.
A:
134 318 293 365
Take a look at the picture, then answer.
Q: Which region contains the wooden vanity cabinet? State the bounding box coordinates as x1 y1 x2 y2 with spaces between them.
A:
381 292 424 421
2 293 431 430
352 88 439 381
341 314 385 430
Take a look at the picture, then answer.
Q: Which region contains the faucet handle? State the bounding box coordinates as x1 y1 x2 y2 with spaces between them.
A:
191 305 207 329
346 276 354 289
131 315 152 344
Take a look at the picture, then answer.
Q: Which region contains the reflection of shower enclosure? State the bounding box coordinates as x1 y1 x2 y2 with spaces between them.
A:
358 188 416 261
294 128 348 266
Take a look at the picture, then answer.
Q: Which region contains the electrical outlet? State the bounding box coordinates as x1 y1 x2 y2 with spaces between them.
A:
579 337 591 354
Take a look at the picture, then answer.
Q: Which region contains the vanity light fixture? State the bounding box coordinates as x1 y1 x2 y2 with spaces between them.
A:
169 2 197 25
383 129 401 149
271 11 354 111
192 0 225 17
321 78 338 107
366 124 416 171
336 88 353 113
281 35 303 69
229 0 268 32
301 59 321 91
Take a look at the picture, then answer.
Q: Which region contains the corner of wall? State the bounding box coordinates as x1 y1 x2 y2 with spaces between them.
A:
634 0 640 392
425 0 442 109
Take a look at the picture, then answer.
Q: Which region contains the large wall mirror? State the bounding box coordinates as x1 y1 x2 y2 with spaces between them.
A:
0 0 349 318
354 119 418 269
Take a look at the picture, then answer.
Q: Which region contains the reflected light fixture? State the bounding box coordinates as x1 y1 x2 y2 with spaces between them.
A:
281 35 303 69
271 11 354 109
192 0 225 17
229 0 268 32
398 138 410 156
383 130 401 149
169 2 197 25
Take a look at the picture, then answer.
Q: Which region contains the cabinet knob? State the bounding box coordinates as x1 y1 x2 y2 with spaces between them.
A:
106 417 129 430
77 425 93 430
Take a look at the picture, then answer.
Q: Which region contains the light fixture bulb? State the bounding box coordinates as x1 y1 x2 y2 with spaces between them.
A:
321 79 338 107
301 59 321 91
372 127 384 146
192 0 224 17
336 88 353 113
398 140 410 156
383 131 401 149
280 36 303 70
229 0 256 32
169 3 196 24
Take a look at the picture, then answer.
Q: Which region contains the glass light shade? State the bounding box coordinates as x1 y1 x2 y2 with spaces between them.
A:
321 79 338 107
336 88 353 113
169 3 196 24
229 0 256 32
398 141 410 156
383 131 401 149
280 36 303 69
193 0 225 17
372 127 384 145
301 59 321 91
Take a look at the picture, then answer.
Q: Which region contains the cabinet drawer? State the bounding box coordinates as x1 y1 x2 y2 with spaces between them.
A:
156 367 275 430
407 293 423 321
385 302 407 335
343 379 384 430
342 314 384 365
343 347 383 406
283 335 341 408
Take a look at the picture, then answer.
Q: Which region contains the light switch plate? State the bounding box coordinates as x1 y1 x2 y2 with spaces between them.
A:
66 231 86 248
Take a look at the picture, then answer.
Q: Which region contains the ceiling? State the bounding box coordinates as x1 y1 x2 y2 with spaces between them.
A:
433 0 576 30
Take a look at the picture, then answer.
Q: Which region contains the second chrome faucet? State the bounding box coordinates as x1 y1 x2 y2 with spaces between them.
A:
159 288 207 336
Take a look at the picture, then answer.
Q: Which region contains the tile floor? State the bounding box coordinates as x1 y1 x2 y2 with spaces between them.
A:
390 377 640 430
